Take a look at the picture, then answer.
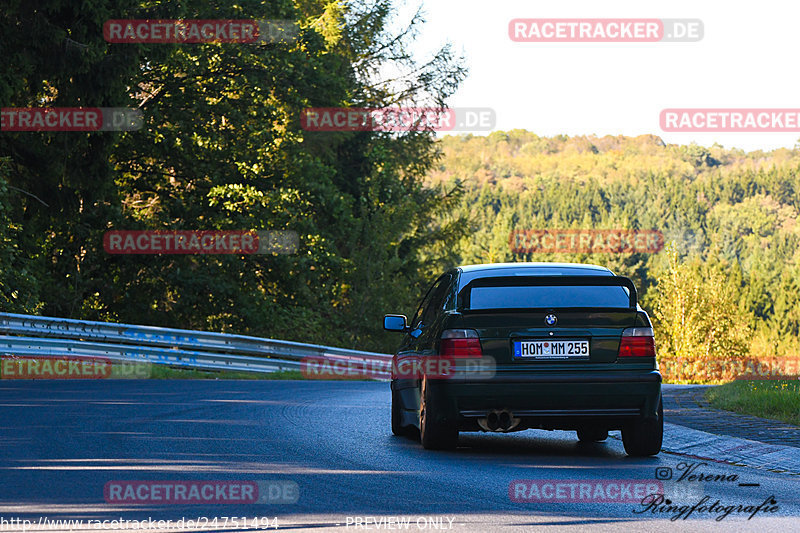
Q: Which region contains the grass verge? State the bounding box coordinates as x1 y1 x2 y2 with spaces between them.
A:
705 380 800 426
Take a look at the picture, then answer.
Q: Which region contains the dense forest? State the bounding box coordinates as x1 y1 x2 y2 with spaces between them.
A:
432 132 800 380
0 0 467 353
2 2 798 380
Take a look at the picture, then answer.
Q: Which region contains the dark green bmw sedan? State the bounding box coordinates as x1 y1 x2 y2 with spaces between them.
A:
383 262 662 456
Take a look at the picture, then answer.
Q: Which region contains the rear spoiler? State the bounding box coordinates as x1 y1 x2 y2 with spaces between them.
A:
458 275 638 310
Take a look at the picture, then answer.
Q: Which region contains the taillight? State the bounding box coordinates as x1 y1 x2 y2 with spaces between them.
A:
618 327 656 358
440 329 483 358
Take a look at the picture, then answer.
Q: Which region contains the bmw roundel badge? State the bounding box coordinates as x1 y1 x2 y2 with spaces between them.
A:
545 314 557 326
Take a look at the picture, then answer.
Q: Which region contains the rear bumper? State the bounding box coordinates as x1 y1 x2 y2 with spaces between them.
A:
428 370 662 431
452 370 661 384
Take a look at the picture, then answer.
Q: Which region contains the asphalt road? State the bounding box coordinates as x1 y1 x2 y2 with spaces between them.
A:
0 380 798 532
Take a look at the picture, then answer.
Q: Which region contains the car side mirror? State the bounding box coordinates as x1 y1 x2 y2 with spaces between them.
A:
383 314 408 332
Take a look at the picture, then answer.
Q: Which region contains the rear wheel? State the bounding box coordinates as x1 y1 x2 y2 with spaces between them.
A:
622 399 663 456
577 428 608 442
419 377 458 450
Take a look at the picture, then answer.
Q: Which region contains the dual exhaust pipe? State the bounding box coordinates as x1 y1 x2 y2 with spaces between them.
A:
478 409 520 432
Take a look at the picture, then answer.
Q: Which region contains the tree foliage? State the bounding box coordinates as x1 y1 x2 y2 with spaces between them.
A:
433 132 800 363
651 245 751 381
0 0 467 352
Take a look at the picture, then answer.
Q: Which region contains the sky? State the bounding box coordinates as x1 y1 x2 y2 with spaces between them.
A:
395 0 800 152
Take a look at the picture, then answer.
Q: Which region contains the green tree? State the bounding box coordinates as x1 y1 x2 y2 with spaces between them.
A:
0 0 468 352
0 157 42 313
651 245 751 382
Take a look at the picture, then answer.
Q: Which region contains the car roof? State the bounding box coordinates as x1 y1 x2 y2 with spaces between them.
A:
457 262 613 274
454 262 615 290
450 262 640 310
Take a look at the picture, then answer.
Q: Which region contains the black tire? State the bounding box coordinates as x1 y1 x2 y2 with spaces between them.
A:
419 377 458 450
622 399 663 456
577 428 608 442
391 388 408 436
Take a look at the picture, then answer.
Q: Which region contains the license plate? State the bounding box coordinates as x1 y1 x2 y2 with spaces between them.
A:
513 339 589 359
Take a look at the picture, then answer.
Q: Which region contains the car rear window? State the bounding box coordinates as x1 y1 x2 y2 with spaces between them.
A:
467 284 631 309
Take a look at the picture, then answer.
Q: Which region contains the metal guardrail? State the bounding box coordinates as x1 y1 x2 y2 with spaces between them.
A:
0 313 392 377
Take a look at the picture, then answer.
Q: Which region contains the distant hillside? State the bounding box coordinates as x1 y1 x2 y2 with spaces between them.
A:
428 131 800 366
428 130 800 190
